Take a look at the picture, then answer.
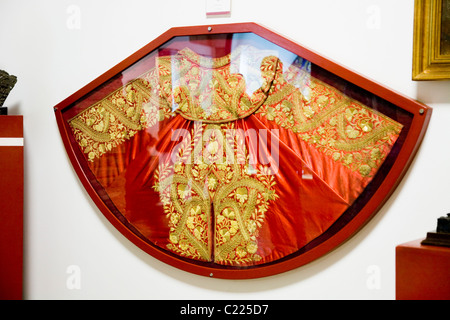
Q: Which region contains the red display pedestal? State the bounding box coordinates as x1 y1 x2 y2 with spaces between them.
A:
0 115 23 300
396 238 450 300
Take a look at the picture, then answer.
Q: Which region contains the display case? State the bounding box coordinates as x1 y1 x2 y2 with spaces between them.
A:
54 23 431 279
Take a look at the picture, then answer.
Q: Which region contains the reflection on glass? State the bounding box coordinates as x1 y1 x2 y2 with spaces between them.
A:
66 33 405 268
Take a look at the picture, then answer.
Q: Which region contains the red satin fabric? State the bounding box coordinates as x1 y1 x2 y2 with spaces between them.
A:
87 113 367 266
71 47 401 267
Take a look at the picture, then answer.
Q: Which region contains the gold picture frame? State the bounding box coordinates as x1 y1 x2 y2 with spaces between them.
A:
413 0 450 80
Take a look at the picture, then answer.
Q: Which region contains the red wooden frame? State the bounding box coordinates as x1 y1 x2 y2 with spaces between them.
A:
53 23 431 279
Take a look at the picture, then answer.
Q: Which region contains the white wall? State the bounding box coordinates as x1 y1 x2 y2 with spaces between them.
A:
1 0 449 300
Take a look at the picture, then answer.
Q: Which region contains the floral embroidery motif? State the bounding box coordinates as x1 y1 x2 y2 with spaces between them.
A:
153 122 279 265
69 69 173 161
170 48 278 123
256 61 403 177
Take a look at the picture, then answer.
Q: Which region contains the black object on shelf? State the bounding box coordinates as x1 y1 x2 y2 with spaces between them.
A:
422 213 450 247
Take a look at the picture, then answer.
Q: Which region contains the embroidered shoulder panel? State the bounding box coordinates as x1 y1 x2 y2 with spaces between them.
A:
69 68 173 161
256 63 403 178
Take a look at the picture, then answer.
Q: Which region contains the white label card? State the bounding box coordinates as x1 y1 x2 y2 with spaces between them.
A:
206 0 231 15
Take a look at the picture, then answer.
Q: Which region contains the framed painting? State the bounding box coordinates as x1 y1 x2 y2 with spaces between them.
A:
413 0 450 80
54 23 431 279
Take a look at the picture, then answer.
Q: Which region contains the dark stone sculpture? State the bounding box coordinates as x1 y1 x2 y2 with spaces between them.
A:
0 70 18 115
421 213 450 247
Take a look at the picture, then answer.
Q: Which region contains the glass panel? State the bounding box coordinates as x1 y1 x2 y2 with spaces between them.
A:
62 32 412 270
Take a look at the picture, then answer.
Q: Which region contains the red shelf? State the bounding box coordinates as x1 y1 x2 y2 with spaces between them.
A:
396 238 450 300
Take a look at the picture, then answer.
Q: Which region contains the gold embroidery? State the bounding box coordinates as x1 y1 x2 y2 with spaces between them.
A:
257 62 403 177
68 47 404 266
70 68 173 161
69 47 283 159
154 122 279 265
70 47 401 176
171 48 279 123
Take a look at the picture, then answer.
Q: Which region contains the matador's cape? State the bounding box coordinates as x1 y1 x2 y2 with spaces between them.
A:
68 46 402 266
